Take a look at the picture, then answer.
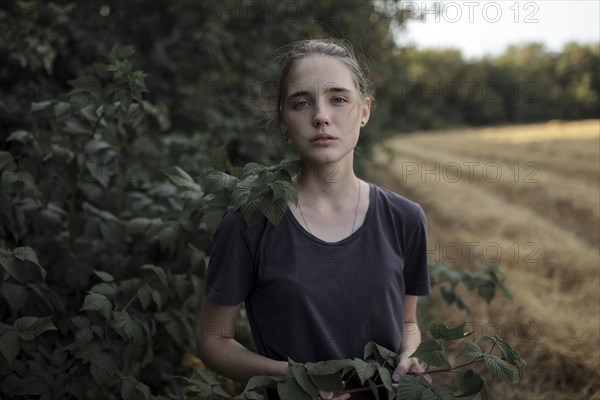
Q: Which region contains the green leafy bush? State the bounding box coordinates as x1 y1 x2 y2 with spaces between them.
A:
0 46 525 400
0 45 210 399
181 323 526 400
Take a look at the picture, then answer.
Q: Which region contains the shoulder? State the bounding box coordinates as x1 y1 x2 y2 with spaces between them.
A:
370 183 425 222
214 207 270 234
212 207 246 237
212 207 274 247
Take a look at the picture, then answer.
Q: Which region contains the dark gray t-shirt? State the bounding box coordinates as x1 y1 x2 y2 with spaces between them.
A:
205 183 430 396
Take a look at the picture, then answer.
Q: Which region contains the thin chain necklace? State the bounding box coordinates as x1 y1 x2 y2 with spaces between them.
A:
297 177 362 236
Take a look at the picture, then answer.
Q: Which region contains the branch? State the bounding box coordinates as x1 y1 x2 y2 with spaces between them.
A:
343 356 485 395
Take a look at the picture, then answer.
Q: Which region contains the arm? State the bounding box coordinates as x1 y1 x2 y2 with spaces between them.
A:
196 294 288 383
392 295 427 382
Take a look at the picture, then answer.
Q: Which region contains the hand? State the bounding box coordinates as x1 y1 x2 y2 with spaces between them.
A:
391 357 431 389
318 390 351 400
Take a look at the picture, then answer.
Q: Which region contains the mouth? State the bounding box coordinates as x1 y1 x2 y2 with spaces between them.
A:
309 134 336 144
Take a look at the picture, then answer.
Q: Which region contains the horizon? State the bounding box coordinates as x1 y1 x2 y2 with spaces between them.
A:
395 0 600 60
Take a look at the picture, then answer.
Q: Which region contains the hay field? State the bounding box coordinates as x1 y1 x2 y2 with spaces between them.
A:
368 120 600 399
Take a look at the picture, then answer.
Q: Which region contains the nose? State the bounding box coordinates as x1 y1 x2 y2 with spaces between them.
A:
312 100 331 127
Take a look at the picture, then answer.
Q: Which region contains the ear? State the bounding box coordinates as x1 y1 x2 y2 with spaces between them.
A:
360 97 371 126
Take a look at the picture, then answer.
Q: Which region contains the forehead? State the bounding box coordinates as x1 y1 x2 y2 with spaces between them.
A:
286 55 357 94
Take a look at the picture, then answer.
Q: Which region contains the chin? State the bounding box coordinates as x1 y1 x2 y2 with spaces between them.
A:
304 150 353 166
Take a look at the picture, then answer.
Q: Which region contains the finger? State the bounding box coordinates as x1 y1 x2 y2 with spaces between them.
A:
424 373 432 384
332 393 351 400
318 392 350 400
392 363 408 383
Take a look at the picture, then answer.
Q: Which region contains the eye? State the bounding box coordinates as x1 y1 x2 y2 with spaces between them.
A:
330 97 347 105
293 100 310 110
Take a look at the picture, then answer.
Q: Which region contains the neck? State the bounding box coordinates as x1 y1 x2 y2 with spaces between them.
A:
295 157 358 202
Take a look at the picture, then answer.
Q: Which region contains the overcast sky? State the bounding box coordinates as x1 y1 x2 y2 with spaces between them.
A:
396 0 600 59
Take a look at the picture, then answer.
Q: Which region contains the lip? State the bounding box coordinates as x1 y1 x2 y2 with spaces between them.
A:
309 134 336 143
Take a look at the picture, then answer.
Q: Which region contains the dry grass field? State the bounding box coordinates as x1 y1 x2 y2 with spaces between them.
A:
367 120 600 399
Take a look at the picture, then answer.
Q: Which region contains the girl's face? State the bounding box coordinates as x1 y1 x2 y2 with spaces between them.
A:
281 55 371 167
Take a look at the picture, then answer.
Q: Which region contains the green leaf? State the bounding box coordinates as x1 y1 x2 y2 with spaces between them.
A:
64 118 91 134
141 264 168 288
84 139 111 154
112 310 142 342
205 170 238 193
110 44 136 61
396 375 423 400
126 217 162 236
31 101 53 112
410 339 450 369
460 342 483 358
484 354 514 385
429 384 456 400
90 282 118 297
0 281 29 312
477 283 496 304
244 375 287 392
157 223 178 255
242 162 265 177
81 292 113 319
14 316 57 340
278 159 304 177
75 326 94 344
93 270 115 282
240 200 264 229
0 151 16 171
367 378 380 400
138 284 152 310
0 331 20 366
480 381 495 400
13 246 46 279
307 373 344 393
304 359 354 375
68 75 102 92
455 369 483 397
289 360 319 397
377 365 394 393
352 358 377 385
277 378 312 400
430 322 473 341
121 375 151 400
244 391 266 400
364 341 398 367
6 130 31 143
151 289 163 310
0 254 25 282
210 144 233 174
71 316 90 329
90 352 119 387
260 194 288 227
161 166 200 191
82 202 120 222
483 335 526 380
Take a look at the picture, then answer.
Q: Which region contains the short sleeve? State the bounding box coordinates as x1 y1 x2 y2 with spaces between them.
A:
204 209 255 306
403 206 430 296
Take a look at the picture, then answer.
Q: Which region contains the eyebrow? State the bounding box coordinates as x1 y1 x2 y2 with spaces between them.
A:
287 86 352 100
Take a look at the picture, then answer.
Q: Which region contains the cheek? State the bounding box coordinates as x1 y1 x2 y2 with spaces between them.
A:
284 111 310 131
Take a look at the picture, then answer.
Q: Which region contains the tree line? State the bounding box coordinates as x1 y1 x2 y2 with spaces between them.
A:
2 1 597 165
